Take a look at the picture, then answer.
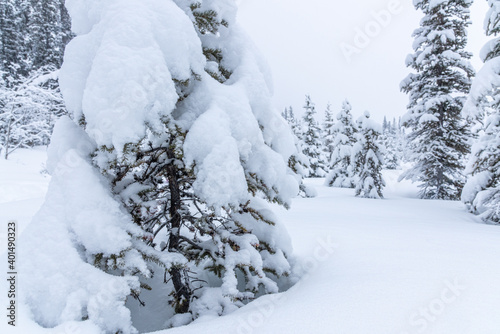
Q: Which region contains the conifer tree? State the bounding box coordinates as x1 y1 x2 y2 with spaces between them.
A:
380 117 400 170
325 100 357 188
461 0 500 223
301 95 327 177
0 0 29 84
282 105 302 139
282 106 316 197
29 0 71 70
352 111 385 199
322 103 336 164
382 116 389 133
22 1 300 332
400 0 474 200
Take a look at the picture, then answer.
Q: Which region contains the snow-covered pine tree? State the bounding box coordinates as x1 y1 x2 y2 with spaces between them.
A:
0 0 30 84
461 0 500 223
282 106 316 197
352 111 385 199
380 117 400 170
29 0 71 70
1 0 71 81
382 116 389 133
301 95 327 177
325 100 357 188
463 0 500 119
282 106 292 122
322 103 336 163
400 0 474 200
395 116 409 162
282 105 302 140
21 1 299 332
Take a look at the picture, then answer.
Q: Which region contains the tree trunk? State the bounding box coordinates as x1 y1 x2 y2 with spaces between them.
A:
166 136 191 314
4 118 12 160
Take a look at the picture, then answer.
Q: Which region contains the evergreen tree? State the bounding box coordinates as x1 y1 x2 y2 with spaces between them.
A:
0 0 30 85
352 111 385 199
400 0 474 200
301 95 327 177
288 141 317 198
325 100 357 188
281 106 291 122
29 0 71 70
322 103 336 163
23 1 300 332
461 0 500 223
379 116 400 170
282 105 302 139
382 116 388 133
282 106 316 198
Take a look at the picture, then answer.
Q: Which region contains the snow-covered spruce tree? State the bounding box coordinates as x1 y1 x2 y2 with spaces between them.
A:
0 0 30 85
325 100 357 188
395 116 409 163
282 106 316 197
352 111 385 199
20 1 299 333
301 95 327 177
282 106 293 124
461 0 500 223
288 150 317 198
322 103 336 163
380 117 400 170
29 0 72 70
382 116 389 133
282 105 303 140
1 0 71 81
400 0 474 200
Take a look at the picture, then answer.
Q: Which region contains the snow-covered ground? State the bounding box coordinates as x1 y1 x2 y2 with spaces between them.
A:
1 149 500 334
0 147 50 236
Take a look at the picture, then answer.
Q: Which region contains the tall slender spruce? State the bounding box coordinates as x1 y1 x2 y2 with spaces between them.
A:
400 0 474 200
301 95 327 177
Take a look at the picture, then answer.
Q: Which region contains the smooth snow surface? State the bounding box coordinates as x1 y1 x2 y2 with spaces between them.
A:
164 174 500 334
1 152 500 334
0 147 49 235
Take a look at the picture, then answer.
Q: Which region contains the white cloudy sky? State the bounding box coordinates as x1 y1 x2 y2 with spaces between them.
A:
236 0 490 123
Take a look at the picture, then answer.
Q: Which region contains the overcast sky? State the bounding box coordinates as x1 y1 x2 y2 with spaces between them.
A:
236 0 490 123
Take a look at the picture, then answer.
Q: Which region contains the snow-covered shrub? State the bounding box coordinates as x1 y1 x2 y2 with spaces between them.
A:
0 67 65 159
